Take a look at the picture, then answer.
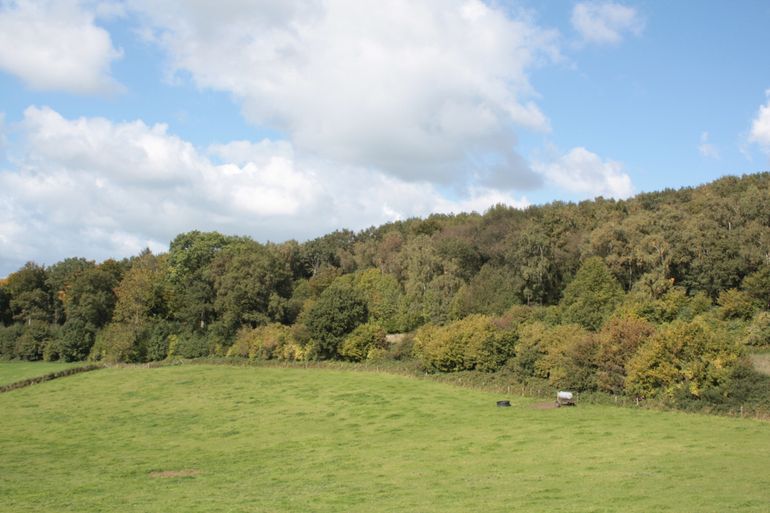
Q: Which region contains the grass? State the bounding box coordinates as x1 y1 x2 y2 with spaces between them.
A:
1 365 769 512
0 360 85 386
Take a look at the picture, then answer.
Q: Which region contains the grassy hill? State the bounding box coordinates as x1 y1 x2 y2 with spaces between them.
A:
0 361 85 386
2 365 769 512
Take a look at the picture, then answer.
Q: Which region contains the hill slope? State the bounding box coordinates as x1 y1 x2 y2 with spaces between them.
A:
2 365 769 512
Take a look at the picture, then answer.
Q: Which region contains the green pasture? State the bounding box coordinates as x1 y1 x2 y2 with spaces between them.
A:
1 365 769 512
0 361 85 386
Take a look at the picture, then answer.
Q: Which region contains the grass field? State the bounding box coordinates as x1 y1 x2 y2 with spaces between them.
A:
0 361 85 386
1 365 769 512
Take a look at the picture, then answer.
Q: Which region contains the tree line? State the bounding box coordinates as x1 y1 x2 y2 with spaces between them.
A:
1 172 769 411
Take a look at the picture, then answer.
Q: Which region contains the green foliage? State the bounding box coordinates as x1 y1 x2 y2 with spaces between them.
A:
339 322 387 362
46 257 94 324
743 311 770 347
539 328 598 391
209 241 293 339
742 265 770 309
625 319 743 400
113 252 169 325
414 314 516 372
91 323 145 363
59 318 97 362
560 257 624 330
509 322 592 387
0 324 24 358
6 262 51 324
450 263 522 318
349 269 405 332
167 231 244 331
305 278 368 359
227 323 302 361
0 285 11 326
717 288 757 320
64 263 123 328
621 286 712 324
14 321 56 361
174 331 213 359
594 316 656 394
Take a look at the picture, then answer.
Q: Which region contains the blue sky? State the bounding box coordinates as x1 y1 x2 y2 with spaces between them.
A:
1 0 769 277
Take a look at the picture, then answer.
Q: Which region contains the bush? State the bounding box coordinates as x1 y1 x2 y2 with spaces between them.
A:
174 331 212 359
59 318 97 362
510 322 595 390
718 288 757 320
413 315 516 372
0 324 24 358
144 320 179 361
560 257 624 331
340 322 387 362
743 311 770 347
305 278 368 359
91 323 144 363
14 321 55 361
620 287 713 324
595 316 656 394
227 323 298 360
625 319 743 401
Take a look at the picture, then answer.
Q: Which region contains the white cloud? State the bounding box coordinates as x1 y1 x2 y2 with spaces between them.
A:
0 107 529 276
534 146 633 199
571 2 644 45
127 0 558 186
0 0 122 94
698 131 719 159
748 89 770 154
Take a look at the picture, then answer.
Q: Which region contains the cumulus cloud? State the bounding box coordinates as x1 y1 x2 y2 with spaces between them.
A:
534 146 633 199
0 107 528 275
698 131 719 159
0 0 123 94
127 0 557 186
748 90 770 155
571 2 644 45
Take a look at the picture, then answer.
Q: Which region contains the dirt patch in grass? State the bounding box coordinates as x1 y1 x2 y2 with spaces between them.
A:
149 469 200 479
531 401 559 410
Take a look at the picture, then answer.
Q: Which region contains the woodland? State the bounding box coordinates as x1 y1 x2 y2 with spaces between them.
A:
2 172 770 413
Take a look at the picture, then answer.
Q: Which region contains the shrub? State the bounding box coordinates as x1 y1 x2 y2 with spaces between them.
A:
413 314 516 372
0 324 24 358
743 311 770 347
305 278 368 359
227 323 300 360
625 319 743 401
511 322 595 390
174 331 211 359
718 288 757 320
594 316 656 394
144 320 179 361
560 257 624 331
14 321 55 361
340 322 387 362
91 323 144 363
59 318 97 362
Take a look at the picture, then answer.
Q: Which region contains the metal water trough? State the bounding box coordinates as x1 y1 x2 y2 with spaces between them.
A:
556 391 576 407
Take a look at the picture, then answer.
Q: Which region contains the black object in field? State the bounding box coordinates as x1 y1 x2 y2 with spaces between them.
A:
496 400 511 407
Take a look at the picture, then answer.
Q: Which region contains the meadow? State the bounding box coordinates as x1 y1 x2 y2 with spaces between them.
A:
0 361 86 386
1 364 769 513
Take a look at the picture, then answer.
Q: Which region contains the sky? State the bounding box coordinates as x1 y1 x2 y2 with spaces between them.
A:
1 0 770 277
